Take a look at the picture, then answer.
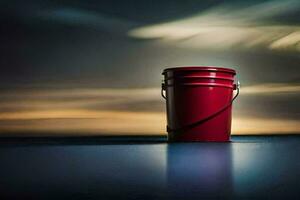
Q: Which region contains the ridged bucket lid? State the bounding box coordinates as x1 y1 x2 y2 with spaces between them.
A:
163 66 236 74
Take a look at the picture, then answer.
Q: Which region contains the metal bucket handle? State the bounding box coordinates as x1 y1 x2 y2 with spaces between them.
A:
162 77 240 134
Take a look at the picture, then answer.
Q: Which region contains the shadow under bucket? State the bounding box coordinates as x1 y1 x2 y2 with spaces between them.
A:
162 66 239 142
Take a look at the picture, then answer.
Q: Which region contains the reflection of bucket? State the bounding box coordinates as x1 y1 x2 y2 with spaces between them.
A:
167 144 233 198
162 66 239 142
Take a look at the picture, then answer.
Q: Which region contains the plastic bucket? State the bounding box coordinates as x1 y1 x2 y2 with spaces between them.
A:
162 66 239 142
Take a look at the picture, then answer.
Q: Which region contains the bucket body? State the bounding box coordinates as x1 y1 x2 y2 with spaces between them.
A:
162 66 237 142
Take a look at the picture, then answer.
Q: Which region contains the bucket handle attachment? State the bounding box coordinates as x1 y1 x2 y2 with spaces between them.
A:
161 81 167 99
162 78 240 134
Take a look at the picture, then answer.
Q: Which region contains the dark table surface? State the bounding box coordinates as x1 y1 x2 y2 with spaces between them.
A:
0 135 300 199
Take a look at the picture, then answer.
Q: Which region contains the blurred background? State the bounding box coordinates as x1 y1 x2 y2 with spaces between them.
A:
0 0 299 136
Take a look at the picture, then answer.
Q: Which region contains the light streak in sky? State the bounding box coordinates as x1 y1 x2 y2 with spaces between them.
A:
0 84 299 136
128 1 300 52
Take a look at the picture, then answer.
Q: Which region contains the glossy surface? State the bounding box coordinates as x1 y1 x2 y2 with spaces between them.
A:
163 66 236 142
0 136 299 199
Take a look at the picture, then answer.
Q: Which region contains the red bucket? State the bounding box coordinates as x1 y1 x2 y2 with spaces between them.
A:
162 66 239 142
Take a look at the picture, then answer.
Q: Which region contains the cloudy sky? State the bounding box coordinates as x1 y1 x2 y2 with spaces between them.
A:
0 0 300 136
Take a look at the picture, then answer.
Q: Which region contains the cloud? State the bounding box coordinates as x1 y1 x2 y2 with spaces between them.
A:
128 0 300 52
241 83 300 95
0 111 165 135
232 117 300 135
0 88 162 113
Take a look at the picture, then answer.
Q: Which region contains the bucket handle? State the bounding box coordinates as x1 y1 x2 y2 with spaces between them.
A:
162 78 240 134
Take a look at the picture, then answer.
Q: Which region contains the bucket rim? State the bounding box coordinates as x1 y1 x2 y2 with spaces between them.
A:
163 66 236 74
